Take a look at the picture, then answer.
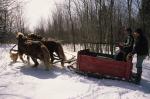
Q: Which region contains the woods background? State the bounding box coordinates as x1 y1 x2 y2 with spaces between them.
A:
0 0 150 54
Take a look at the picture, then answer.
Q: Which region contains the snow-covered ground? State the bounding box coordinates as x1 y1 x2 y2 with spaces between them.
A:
0 44 150 99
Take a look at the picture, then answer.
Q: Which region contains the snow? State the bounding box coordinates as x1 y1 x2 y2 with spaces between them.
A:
0 44 150 99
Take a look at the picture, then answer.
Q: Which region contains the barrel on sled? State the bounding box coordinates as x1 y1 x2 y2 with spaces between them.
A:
76 49 133 80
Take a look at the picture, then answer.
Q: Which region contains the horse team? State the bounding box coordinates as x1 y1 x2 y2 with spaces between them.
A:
16 32 66 70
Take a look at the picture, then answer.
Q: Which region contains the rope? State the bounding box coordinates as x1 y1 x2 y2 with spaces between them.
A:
10 44 17 53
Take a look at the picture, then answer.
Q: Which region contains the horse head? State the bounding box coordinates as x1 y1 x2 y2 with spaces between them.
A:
27 33 43 41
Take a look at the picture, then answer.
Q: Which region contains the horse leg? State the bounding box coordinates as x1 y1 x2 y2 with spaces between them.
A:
31 57 39 67
19 53 25 63
61 60 64 67
56 48 65 67
50 52 54 63
27 55 30 64
55 51 64 67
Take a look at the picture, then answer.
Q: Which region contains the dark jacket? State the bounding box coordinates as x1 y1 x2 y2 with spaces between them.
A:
123 34 134 53
132 35 149 55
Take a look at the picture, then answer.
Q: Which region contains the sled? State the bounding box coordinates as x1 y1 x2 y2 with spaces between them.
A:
67 49 133 81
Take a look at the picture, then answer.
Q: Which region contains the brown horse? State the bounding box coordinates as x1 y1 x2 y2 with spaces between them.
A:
16 32 51 70
27 33 66 67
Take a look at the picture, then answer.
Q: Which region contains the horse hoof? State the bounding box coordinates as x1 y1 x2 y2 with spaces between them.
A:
27 62 30 65
32 65 37 68
23 61 28 63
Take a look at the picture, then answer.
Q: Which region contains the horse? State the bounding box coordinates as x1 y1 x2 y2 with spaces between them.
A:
16 32 51 70
27 33 66 67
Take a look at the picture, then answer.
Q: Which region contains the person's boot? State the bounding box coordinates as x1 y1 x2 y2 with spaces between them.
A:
135 68 142 84
135 73 141 84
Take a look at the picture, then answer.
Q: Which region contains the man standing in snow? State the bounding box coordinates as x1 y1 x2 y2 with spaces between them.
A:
130 28 149 84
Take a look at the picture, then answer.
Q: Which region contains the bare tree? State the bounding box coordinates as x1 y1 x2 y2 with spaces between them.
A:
34 17 46 36
0 0 28 43
127 0 133 27
35 0 147 53
66 0 76 51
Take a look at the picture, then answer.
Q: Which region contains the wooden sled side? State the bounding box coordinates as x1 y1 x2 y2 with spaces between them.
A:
76 49 133 80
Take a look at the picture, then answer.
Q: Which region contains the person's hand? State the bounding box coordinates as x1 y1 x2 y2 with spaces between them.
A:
118 42 124 46
126 53 133 61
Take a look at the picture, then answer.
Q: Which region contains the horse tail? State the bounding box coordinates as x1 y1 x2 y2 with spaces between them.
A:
57 43 66 61
41 44 51 70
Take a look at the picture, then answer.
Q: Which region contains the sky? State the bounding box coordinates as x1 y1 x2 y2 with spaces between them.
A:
23 0 64 30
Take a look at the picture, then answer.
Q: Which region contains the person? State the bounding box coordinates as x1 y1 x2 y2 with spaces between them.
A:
129 28 149 84
115 28 134 61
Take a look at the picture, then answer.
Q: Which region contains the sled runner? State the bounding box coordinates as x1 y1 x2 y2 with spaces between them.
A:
67 49 137 83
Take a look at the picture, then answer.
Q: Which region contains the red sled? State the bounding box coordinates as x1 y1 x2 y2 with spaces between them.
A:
76 49 133 80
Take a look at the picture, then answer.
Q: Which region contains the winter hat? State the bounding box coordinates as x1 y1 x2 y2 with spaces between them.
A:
126 28 132 34
134 28 143 35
